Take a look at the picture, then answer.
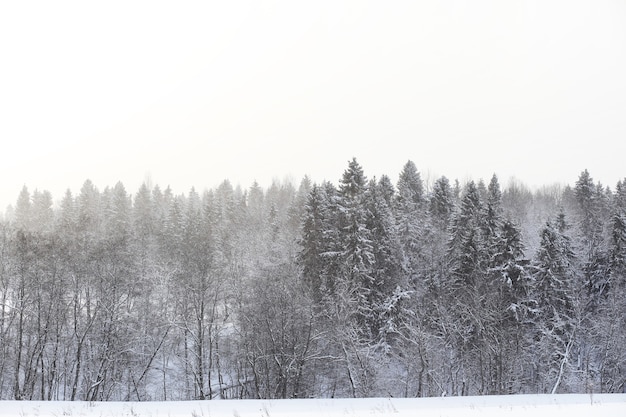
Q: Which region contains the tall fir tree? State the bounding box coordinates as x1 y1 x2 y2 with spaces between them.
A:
337 159 375 332
299 184 330 301
449 181 485 289
531 215 578 393
429 176 454 230
395 161 426 289
365 178 405 342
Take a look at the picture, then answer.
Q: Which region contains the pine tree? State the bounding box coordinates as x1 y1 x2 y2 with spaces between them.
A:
533 219 576 330
287 176 312 236
609 213 626 282
483 219 531 393
615 179 626 212
531 216 577 393
449 181 484 289
483 175 505 282
365 178 404 342
574 169 602 246
30 190 54 233
429 176 454 230
396 160 424 209
593 210 626 392
104 182 132 245
443 181 493 393
77 179 102 244
338 159 375 331
484 175 502 238
14 186 31 231
377 175 396 208
299 184 328 301
133 183 154 248
492 221 530 310
91 181 136 401
572 171 611 310
395 162 426 289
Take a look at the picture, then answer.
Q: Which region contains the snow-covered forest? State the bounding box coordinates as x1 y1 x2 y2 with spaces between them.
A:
0 159 624 401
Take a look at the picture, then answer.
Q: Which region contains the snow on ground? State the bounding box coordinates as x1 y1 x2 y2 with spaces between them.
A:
2 394 625 417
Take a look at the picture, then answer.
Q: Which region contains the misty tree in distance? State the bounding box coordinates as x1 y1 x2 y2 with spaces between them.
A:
0 161 623 400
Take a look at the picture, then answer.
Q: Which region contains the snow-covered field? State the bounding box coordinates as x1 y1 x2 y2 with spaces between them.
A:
2 394 625 417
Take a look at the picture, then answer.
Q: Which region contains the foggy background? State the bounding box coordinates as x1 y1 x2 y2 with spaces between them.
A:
1 0 625 208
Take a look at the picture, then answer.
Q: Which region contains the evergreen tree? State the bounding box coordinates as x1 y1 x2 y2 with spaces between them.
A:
164 194 185 262
287 176 312 236
337 159 375 331
365 178 404 343
30 190 54 233
533 219 576 330
572 171 611 310
491 221 530 311
483 219 531 393
14 186 31 231
615 179 626 212
396 160 424 208
592 211 626 392
609 212 626 282
444 181 493 393
449 181 484 289
531 216 577 393
377 175 396 208
133 183 154 248
395 162 426 289
429 176 454 230
299 185 326 301
483 175 504 277
574 169 602 246
484 175 502 237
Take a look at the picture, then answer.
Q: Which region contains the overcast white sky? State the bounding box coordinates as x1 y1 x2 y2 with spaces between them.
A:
1 0 625 209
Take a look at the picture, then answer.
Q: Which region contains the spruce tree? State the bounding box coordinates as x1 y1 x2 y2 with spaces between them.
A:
14 186 31 231
594 211 626 392
430 176 454 230
449 181 484 289
574 169 602 246
396 160 424 208
338 158 375 332
531 216 578 392
395 162 426 289
365 178 404 343
299 185 329 301
533 219 576 330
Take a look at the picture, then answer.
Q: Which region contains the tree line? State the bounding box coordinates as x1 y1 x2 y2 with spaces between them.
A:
0 159 624 400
